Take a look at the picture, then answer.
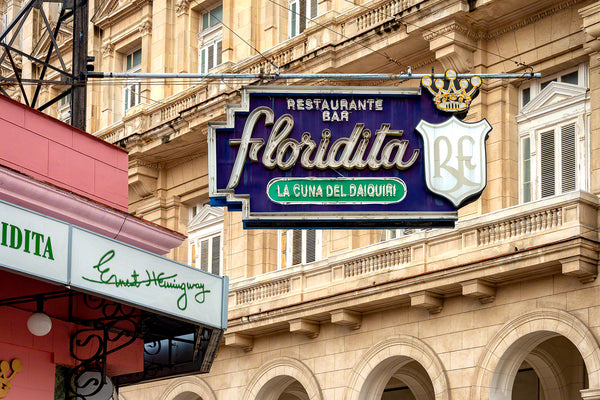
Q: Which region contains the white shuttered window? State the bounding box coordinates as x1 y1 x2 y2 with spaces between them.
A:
517 65 589 204
538 122 577 199
279 229 322 269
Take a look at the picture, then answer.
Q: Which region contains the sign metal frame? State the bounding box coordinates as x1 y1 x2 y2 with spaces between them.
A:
208 85 473 229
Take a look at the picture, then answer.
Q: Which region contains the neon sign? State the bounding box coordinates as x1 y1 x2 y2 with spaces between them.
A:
209 81 490 229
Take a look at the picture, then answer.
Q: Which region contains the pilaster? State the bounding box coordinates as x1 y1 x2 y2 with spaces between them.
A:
101 42 115 127
138 19 153 102
174 0 191 94
580 3 600 195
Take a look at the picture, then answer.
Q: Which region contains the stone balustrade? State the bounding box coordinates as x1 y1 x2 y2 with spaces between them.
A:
228 192 599 318
93 0 426 145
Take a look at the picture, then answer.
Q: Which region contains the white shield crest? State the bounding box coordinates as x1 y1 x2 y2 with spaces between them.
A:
416 116 491 207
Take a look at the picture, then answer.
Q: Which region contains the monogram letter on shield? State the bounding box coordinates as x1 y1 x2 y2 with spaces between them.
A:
416 116 491 207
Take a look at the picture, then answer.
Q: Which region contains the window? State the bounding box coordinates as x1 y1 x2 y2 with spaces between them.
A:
198 3 223 73
519 65 586 109
191 233 221 275
57 93 71 123
201 4 222 31
200 40 222 74
383 229 416 241
517 64 589 203
123 49 141 111
188 204 224 275
278 229 321 269
289 0 317 38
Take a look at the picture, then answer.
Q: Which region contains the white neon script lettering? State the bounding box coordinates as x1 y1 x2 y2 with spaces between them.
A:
226 107 419 189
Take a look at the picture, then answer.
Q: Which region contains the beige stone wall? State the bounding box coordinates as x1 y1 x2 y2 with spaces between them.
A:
4 0 600 398
115 0 600 398
120 272 600 400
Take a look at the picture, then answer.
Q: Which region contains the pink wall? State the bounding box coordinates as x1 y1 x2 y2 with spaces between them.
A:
0 302 144 400
0 95 129 212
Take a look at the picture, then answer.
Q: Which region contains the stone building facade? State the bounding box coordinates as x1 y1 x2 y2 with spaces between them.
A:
4 0 600 399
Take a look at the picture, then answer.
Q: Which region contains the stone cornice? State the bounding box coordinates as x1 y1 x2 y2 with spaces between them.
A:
423 22 481 42
485 0 588 40
175 0 190 16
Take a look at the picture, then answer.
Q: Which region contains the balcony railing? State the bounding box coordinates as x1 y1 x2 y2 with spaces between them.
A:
93 0 427 144
228 191 599 317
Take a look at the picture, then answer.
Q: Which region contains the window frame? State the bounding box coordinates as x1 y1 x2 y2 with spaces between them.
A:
533 120 578 200
516 64 589 204
519 64 587 110
187 204 224 276
277 229 322 269
198 2 223 74
57 92 71 123
123 48 142 112
288 0 318 38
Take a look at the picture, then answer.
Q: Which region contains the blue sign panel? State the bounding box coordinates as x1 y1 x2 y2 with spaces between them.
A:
208 86 488 229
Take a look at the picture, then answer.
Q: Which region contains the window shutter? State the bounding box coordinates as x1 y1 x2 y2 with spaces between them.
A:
200 48 206 74
540 130 555 198
305 229 316 263
299 0 307 33
207 44 214 70
216 40 222 66
310 0 317 18
200 239 209 271
211 235 221 275
292 230 302 266
560 123 577 193
290 2 297 37
522 136 531 203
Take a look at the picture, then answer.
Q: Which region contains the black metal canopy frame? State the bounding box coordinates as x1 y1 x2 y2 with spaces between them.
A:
0 289 222 399
0 0 89 130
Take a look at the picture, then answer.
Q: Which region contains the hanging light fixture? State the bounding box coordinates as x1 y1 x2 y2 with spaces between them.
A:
27 296 52 336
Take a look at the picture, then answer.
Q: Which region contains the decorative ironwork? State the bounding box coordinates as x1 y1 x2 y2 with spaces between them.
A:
421 69 482 113
0 359 22 398
68 294 140 400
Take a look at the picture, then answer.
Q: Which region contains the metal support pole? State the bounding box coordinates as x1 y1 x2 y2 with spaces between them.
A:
71 0 88 131
87 72 541 81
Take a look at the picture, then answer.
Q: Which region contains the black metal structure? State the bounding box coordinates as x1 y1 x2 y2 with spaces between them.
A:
0 289 223 399
0 0 88 130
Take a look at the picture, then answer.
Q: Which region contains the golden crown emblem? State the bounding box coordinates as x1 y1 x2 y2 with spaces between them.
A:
421 69 481 113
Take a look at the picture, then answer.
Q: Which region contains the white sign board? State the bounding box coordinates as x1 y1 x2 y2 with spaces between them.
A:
70 227 227 328
0 199 228 329
0 200 69 284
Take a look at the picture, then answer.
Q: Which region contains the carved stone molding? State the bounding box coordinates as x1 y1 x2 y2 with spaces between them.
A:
410 291 443 314
224 333 253 352
330 309 362 330
486 0 587 40
175 0 190 16
461 279 496 304
561 255 597 283
580 2 600 56
129 161 159 198
422 22 480 42
423 21 476 73
102 42 114 58
138 20 152 37
289 318 320 338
